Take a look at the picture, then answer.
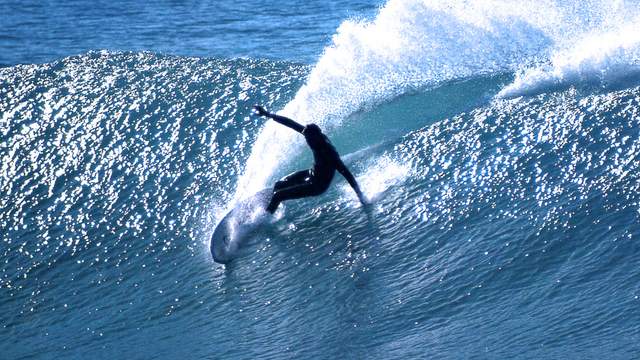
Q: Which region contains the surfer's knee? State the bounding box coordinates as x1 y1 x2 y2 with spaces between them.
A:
274 179 287 191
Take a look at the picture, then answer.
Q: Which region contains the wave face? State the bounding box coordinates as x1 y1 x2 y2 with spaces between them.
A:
2 0 640 359
238 0 640 195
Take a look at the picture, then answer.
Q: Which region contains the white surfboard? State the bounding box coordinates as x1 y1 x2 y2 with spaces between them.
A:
210 188 273 264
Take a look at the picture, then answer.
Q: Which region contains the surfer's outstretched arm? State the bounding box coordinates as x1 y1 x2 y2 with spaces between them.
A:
337 160 368 205
253 105 304 133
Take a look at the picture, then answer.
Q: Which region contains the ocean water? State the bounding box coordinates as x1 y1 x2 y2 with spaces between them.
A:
2 0 640 359
0 0 379 66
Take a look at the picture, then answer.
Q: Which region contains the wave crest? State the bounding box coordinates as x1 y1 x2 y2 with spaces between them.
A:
498 21 640 98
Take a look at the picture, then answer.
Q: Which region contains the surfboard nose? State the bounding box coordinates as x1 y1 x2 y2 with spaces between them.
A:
211 236 231 264
210 188 274 264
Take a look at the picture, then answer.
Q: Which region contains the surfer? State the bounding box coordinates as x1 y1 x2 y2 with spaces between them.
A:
253 105 368 213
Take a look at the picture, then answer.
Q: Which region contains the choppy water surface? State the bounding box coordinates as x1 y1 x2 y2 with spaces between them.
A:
2 0 640 359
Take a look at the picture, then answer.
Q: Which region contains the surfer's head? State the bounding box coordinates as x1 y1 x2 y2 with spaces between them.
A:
303 124 325 147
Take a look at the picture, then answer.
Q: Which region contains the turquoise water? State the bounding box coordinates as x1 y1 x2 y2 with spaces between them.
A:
2 0 640 359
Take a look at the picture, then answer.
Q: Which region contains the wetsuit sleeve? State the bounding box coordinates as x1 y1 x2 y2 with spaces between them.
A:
267 113 305 133
337 159 367 204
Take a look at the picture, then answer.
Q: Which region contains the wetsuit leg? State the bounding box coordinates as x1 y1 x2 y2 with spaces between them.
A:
267 181 325 213
273 170 312 191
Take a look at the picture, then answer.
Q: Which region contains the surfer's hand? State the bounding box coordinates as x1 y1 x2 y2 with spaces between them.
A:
357 191 369 206
358 192 374 218
253 105 269 117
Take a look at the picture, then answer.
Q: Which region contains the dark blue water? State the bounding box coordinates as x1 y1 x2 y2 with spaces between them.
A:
2 0 640 359
0 0 380 67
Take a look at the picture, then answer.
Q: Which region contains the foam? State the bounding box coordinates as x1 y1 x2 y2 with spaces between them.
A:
498 21 640 99
237 0 640 198
342 155 412 205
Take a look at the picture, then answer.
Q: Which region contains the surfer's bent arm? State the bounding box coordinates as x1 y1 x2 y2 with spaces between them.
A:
253 105 304 133
337 160 367 205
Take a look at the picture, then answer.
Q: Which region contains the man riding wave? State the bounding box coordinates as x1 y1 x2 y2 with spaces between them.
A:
253 105 368 213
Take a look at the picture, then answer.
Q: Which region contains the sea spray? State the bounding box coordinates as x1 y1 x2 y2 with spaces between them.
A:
236 0 639 198
498 20 640 98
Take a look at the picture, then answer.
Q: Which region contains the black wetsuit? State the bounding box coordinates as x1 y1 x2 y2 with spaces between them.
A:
262 112 362 213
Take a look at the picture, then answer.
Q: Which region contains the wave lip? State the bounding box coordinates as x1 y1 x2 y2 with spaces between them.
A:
236 0 563 198
498 22 640 98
